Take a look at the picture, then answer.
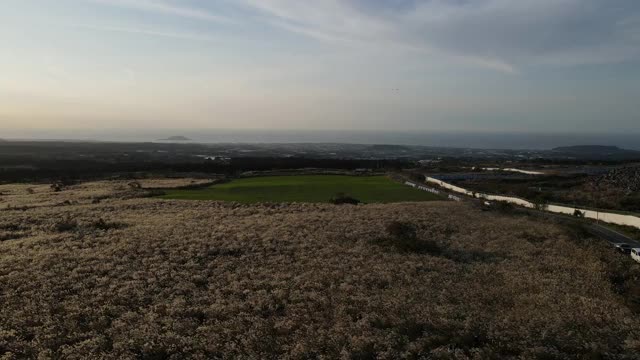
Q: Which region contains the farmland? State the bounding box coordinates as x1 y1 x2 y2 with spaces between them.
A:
160 175 442 203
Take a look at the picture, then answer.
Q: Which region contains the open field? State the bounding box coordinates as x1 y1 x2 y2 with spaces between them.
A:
160 175 442 203
1 180 640 358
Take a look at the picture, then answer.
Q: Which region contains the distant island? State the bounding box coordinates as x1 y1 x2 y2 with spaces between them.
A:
158 136 191 141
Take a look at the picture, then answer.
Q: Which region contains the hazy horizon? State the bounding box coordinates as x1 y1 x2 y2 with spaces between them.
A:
3 128 640 151
2 0 640 134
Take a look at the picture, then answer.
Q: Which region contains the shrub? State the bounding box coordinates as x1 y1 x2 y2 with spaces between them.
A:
49 179 76 191
376 221 442 254
141 189 166 198
491 201 518 214
330 193 360 205
0 223 26 232
534 202 548 211
520 231 546 244
128 181 142 189
54 217 78 232
408 172 425 182
563 221 592 245
620 195 640 212
385 221 417 241
599 250 640 312
90 218 126 231
120 189 166 200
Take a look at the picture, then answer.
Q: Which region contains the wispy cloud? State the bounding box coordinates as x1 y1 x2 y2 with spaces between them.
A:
237 0 519 74
268 20 354 44
237 0 640 74
88 0 233 24
69 23 214 41
242 0 390 44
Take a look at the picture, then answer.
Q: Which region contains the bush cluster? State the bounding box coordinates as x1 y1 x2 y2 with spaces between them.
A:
54 217 78 232
329 193 361 205
369 221 443 255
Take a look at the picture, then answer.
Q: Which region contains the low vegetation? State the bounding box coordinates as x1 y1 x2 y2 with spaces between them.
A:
0 178 212 210
160 175 442 203
370 221 444 255
0 179 639 358
53 217 78 232
329 193 361 205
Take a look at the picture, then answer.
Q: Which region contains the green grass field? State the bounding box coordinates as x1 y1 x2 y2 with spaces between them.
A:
160 175 442 203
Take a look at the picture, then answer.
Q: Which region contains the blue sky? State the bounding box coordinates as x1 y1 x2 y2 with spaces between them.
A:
1 0 639 133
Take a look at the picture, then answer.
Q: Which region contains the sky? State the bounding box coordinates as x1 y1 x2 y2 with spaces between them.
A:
1 0 640 135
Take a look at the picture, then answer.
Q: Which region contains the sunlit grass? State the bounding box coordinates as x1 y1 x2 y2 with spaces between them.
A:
160 175 442 203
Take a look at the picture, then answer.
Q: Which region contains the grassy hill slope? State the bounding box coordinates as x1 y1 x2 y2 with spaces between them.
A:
0 183 638 358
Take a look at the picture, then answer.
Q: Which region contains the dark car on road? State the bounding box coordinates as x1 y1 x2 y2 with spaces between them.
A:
614 243 633 254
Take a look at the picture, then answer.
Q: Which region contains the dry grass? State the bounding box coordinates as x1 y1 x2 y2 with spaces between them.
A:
0 181 639 359
0 178 212 209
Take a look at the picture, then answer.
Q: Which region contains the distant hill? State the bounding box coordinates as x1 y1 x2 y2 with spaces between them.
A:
553 145 624 153
552 145 640 160
158 136 191 141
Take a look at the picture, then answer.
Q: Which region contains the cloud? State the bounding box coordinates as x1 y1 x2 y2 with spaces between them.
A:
242 0 391 43
74 0 640 73
88 0 233 24
238 0 640 73
69 23 215 41
405 0 640 67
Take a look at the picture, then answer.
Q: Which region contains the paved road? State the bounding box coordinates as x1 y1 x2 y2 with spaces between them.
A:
514 206 640 248
401 174 640 248
515 204 640 247
586 223 640 247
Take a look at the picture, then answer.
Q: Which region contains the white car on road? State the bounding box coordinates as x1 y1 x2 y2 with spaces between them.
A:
632 248 640 264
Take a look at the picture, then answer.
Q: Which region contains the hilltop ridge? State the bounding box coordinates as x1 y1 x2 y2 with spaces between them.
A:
553 145 623 152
